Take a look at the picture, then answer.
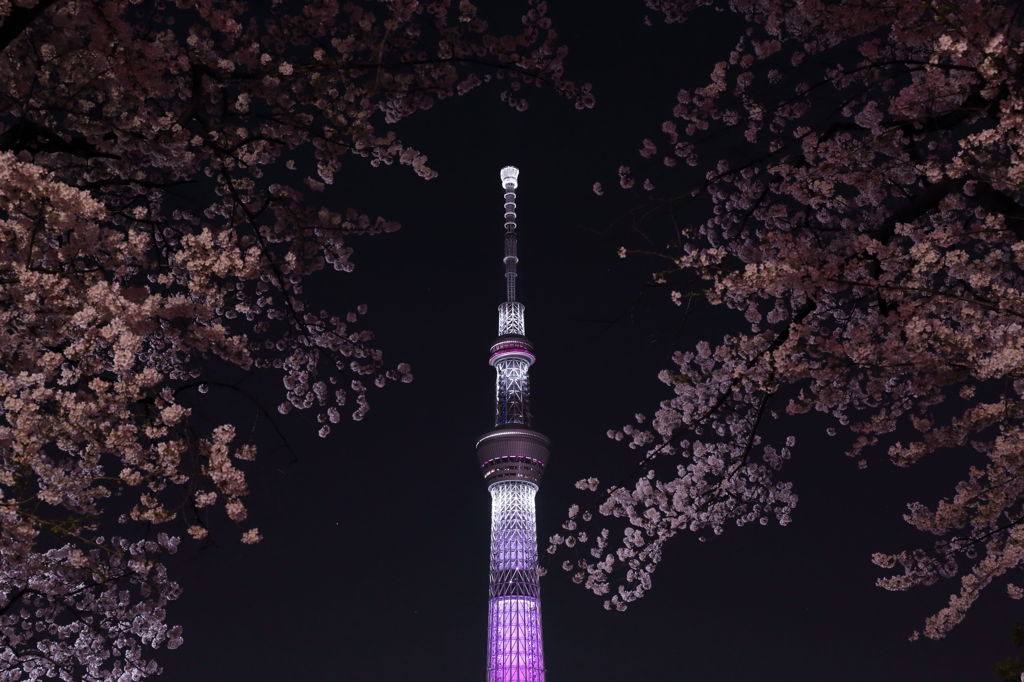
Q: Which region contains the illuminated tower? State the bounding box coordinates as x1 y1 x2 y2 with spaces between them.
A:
476 166 549 682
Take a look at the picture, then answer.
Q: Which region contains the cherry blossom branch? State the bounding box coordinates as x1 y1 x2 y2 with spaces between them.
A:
824 278 1024 319
0 0 62 54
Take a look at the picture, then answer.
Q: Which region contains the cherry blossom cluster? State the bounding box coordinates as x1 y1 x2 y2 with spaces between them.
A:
0 0 585 677
0 533 181 682
557 0 1024 638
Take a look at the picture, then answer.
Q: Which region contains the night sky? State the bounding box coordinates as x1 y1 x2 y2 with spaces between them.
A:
158 5 1009 681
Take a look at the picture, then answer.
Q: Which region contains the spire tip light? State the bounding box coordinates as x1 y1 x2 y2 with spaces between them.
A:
500 166 520 188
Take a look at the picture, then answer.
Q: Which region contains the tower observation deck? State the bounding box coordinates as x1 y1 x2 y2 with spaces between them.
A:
477 166 549 682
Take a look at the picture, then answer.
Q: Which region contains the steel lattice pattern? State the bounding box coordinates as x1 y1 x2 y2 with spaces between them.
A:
487 481 544 681
494 357 531 426
498 302 526 336
486 596 544 682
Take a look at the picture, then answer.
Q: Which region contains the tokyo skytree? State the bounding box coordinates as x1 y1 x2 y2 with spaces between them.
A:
476 166 549 682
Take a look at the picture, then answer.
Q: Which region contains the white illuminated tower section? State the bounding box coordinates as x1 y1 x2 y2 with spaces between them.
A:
476 166 549 682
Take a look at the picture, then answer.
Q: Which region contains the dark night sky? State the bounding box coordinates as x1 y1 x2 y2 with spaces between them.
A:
158 5 1010 681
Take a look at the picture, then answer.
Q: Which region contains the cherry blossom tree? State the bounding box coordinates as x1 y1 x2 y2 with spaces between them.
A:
554 0 1024 641
0 1 586 678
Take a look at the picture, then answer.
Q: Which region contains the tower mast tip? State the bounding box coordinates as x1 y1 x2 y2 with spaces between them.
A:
500 166 519 188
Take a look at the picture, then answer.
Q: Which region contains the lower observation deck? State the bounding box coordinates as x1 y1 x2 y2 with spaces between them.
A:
476 428 550 486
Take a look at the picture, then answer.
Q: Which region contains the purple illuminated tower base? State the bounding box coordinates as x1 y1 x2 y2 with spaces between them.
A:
476 167 549 682
486 482 544 681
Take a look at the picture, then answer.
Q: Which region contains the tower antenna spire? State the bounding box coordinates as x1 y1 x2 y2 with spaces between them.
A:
477 165 549 681
500 165 520 303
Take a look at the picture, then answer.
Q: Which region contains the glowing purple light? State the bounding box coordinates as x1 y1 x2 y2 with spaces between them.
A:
486 596 544 682
486 481 545 681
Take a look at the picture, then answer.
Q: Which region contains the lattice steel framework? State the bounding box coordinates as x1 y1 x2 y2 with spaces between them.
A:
489 481 541 598
498 301 526 336
476 166 549 682
493 357 531 426
487 482 543 681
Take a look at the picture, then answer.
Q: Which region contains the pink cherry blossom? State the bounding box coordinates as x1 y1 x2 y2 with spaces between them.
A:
558 0 1024 638
0 1 584 677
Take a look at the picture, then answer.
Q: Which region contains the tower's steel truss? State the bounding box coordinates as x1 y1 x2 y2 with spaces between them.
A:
476 166 548 682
